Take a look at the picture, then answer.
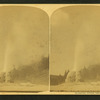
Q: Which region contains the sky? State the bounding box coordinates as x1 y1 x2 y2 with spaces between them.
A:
50 6 100 75
1 5 100 76
0 6 49 72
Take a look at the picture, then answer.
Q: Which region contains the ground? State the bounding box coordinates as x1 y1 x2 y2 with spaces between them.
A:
50 81 100 92
0 83 49 92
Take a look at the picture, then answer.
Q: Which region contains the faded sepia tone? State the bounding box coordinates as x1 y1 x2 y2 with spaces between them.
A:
1 4 100 94
0 6 49 92
50 6 100 92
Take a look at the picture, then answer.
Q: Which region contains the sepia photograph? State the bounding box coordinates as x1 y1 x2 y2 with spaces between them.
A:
50 6 100 92
0 6 49 92
1 4 100 94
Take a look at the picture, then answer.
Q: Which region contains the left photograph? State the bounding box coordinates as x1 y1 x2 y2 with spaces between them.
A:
0 6 49 92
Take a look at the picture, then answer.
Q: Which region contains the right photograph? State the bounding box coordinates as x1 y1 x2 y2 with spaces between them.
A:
50 6 100 92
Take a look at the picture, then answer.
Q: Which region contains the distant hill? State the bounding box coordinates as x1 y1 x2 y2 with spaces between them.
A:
50 70 69 85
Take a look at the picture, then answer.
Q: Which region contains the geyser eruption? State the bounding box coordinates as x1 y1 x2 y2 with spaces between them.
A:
67 15 100 82
3 29 12 83
3 42 11 83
